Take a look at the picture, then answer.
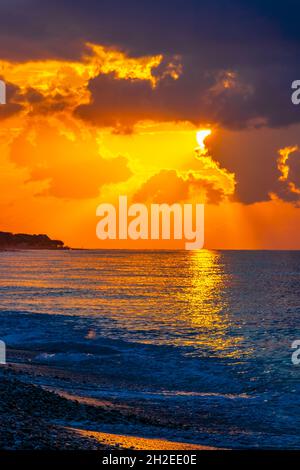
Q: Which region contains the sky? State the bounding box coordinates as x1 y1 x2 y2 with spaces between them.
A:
0 0 300 249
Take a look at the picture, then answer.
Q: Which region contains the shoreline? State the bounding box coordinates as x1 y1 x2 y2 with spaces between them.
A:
0 365 216 450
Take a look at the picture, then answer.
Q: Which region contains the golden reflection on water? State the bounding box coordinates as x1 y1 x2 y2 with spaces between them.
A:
178 250 244 357
1 250 246 358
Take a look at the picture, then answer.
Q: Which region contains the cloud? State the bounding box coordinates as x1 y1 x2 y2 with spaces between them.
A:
9 122 132 199
76 64 257 131
133 168 233 205
277 146 298 182
1 1 300 130
0 42 181 125
206 125 300 206
274 145 300 204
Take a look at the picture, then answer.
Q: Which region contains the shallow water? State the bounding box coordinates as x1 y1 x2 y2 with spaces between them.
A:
0 249 299 448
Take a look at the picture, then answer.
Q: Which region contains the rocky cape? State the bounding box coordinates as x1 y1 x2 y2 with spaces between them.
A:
0 231 69 250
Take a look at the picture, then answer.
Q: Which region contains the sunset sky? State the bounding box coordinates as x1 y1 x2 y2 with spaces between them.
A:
1 0 300 249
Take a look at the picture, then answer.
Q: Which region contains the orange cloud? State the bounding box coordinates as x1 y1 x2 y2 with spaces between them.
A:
277 145 300 198
133 169 227 205
0 42 183 206
277 145 298 182
85 43 181 87
9 121 132 199
0 42 181 116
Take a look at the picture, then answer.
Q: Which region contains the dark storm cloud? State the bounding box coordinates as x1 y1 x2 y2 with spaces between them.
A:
209 127 300 206
76 60 300 132
75 70 212 129
1 1 300 129
0 1 297 58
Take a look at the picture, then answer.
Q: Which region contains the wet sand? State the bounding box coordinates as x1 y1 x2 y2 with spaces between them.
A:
72 428 215 450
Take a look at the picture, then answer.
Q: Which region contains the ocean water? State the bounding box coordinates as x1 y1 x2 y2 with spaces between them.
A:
0 249 300 448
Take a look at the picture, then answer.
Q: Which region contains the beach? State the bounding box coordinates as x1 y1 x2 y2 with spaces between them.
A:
0 362 211 450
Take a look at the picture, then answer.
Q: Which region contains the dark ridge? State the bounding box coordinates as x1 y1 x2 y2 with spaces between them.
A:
0 231 69 250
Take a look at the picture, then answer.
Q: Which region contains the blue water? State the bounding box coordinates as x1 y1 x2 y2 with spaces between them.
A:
0 249 299 448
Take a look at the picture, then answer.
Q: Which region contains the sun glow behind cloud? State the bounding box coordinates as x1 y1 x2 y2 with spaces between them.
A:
195 129 211 157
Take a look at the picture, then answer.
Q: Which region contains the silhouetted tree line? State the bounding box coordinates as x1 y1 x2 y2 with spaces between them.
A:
0 232 68 250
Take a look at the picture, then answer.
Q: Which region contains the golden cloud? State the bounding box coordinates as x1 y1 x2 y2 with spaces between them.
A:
277 145 300 197
0 42 182 115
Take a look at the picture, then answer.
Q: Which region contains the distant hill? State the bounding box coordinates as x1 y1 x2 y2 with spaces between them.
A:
0 231 69 250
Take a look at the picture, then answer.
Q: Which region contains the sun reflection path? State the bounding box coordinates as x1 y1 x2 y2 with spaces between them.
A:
178 250 244 358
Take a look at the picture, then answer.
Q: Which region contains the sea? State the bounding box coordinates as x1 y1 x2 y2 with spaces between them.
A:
0 249 299 448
